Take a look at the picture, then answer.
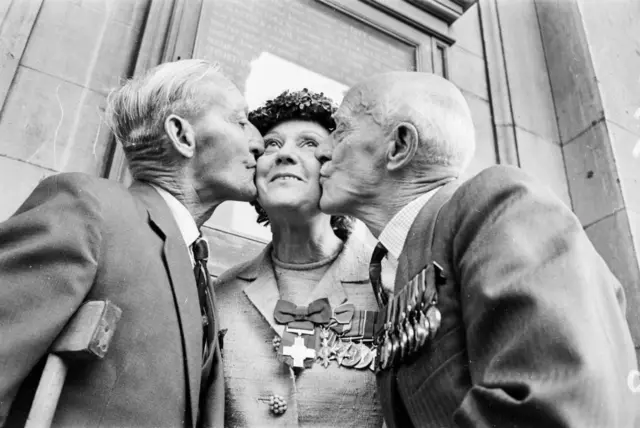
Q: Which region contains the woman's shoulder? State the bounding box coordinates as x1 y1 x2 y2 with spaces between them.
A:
214 262 246 287
342 231 376 263
214 259 255 289
213 244 270 290
344 232 375 255
333 233 375 283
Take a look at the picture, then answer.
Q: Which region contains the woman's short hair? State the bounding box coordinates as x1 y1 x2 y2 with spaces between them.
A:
248 89 353 241
105 59 228 181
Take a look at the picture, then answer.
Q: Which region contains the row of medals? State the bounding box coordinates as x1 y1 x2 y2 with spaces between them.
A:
316 327 377 370
376 267 442 371
272 327 377 370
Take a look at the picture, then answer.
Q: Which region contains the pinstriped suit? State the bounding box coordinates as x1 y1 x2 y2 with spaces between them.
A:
378 165 638 428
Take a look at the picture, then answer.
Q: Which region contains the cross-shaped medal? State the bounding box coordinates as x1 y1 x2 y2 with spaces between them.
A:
282 335 316 368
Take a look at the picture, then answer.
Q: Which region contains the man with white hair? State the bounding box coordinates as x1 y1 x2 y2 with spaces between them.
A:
315 71 638 427
0 59 263 427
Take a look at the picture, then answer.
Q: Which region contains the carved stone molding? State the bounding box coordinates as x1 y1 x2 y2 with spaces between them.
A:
406 0 478 24
478 0 520 166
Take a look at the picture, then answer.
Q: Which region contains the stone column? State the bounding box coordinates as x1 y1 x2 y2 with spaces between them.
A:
535 0 640 361
479 0 572 207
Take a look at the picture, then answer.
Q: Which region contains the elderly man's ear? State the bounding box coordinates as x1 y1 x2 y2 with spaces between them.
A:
165 114 197 158
385 122 419 171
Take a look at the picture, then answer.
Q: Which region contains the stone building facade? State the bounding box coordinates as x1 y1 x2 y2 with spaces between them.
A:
0 0 638 360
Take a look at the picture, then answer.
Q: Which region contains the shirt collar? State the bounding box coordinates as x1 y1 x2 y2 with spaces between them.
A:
150 184 200 249
378 187 441 259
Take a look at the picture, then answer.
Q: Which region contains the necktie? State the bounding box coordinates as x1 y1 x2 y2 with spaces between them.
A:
192 235 215 363
369 242 389 308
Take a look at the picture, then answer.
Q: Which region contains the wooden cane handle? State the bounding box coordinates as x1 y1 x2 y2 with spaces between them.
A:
25 354 68 428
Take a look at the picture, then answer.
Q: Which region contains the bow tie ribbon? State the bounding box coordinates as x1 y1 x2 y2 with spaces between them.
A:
328 302 355 334
274 298 332 331
331 303 355 324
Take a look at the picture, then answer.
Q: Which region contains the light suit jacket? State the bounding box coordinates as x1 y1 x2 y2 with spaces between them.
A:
215 236 384 427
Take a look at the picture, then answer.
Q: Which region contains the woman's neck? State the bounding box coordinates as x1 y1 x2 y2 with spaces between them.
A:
269 213 343 265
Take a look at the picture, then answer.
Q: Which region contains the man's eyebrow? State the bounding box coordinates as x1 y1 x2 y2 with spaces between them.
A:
232 107 247 118
332 113 348 125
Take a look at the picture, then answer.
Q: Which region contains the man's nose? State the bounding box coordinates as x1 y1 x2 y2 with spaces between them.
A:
315 138 333 165
248 124 264 158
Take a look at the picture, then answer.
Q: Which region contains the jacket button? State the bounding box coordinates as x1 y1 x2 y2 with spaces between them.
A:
268 394 287 416
272 335 281 352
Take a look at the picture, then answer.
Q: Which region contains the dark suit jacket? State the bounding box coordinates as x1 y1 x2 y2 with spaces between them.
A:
0 173 224 428
378 165 638 428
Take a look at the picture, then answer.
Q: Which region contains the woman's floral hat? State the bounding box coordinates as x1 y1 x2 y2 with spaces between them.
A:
248 88 338 136
246 89 352 240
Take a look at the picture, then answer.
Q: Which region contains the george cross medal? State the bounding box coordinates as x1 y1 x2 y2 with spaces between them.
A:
282 335 316 368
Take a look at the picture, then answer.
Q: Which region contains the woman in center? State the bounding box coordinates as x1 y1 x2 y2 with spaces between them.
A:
215 89 383 427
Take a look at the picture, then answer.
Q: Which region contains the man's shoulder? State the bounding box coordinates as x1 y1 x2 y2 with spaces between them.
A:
37 172 129 198
435 165 575 246
11 173 124 214
404 166 529 229
14 172 144 227
419 165 570 243
451 165 558 210
461 164 537 193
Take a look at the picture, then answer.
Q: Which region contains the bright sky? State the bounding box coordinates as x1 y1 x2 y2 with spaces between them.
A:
245 52 348 110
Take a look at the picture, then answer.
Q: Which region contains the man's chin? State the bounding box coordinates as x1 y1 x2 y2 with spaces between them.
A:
227 184 257 203
318 194 343 216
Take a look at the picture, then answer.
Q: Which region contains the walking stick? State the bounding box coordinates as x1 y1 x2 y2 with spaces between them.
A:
24 300 122 428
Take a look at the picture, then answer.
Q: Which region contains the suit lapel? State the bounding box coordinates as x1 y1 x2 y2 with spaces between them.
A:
243 245 285 337
238 238 370 424
395 208 439 293
394 181 461 292
242 241 358 337
307 251 349 308
130 182 201 428
386 180 461 428
394 253 411 294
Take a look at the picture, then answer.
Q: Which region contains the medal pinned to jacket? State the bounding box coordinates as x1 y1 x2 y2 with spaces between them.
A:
273 298 379 370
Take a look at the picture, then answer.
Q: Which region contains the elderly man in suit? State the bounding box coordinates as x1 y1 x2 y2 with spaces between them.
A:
0 59 263 427
314 71 639 427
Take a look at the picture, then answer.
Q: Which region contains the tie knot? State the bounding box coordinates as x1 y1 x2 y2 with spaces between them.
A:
192 236 209 262
293 306 310 320
371 242 388 264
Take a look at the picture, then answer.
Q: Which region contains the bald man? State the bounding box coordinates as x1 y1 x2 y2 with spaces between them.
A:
315 72 638 428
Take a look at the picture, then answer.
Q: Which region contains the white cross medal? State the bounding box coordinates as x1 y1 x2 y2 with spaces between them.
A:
282 335 316 368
